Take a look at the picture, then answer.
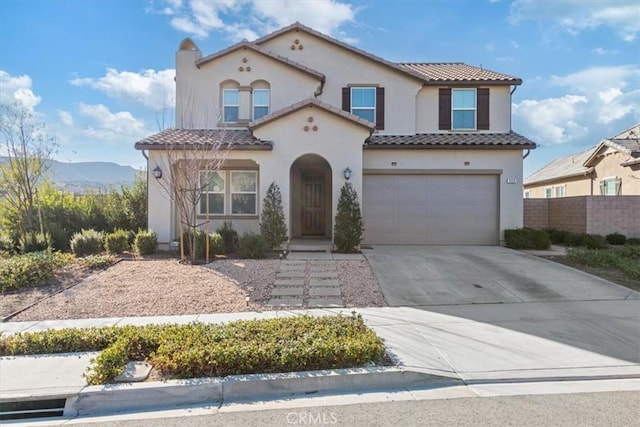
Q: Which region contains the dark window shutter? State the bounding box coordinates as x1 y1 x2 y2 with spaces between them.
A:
439 88 451 130
375 87 385 130
342 87 350 112
477 88 490 130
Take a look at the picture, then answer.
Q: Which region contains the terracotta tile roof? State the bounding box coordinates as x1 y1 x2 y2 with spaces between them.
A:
134 129 272 150
398 63 522 85
524 146 597 185
249 98 376 130
366 132 536 149
196 41 325 81
253 22 428 83
254 22 522 85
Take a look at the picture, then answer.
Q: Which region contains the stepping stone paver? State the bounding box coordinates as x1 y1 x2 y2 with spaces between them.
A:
309 272 338 279
309 298 344 308
309 279 340 287
277 272 306 279
271 287 304 296
309 287 342 297
267 298 303 307
274 279 305 286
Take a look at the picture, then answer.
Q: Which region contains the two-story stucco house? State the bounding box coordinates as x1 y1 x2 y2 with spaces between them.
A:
524 124 640 198
135 22 536 247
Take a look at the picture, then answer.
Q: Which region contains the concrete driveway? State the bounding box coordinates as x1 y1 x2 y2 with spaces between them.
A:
363 246 640 366
363 245 637 306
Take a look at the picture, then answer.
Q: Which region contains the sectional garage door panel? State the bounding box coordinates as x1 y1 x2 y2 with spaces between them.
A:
363 174 499 245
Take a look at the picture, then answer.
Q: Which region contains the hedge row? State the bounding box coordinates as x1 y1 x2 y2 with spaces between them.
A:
0 314 386 385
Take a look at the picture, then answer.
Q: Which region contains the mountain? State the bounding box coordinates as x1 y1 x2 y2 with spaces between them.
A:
1 158 141 193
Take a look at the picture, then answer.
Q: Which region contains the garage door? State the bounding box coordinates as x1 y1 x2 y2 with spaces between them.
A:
363 174 499 245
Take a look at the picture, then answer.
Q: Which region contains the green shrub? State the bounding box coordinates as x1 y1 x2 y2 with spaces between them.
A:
565 233 608 249
260 182 288 250
625 237 640 246
70 229 104 257
504 228 550 250
0 233 17 255
216 221 238 254
181 229 224 260
79 255 113 270
19 231 52 254
238 232 268 259
333 182 364 253
0 251 71 292
615 244 640 260
619 260 640 281
104 229 130 254
134 230 157 255
0 314 386 385
46 222 72 252
546 229 570 245
606 232 626 245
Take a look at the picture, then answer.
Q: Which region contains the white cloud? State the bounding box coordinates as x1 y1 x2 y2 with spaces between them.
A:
591 47 617 55
514 95 588 144
156 0 355 41
509 0 640 41
0 70 42 110
514 65 640 144
71 68 175 110
77 103 147 141
57 110 74 126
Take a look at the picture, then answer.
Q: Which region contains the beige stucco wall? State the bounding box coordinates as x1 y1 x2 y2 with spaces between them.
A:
363 148 525 240
524 151 640 197
415 85 512 133
147 106 370 245
592 151 640 195
258 33 423 134
525 176 592 198
176 47 321 128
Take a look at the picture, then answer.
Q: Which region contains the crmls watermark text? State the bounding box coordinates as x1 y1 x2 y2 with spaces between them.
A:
286 411 338 425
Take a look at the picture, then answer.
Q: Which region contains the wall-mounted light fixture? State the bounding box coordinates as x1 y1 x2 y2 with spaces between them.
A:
153 166 163 179
343 167 352 180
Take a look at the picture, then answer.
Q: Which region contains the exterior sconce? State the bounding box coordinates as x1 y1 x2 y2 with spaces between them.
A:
343 167 352 180
153 166 162 179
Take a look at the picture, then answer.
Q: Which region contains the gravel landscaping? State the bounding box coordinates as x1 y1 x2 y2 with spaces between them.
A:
6 256 387 321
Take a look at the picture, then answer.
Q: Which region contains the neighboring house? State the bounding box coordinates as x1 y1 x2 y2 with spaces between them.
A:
524 124 640 198
135 22 536 247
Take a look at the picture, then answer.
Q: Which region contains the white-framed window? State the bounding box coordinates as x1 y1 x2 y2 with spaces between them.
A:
600 177 621 195
253 89 270 120
223 89 239 122
200 171 225 215
554 185 566 198
452 88 476 130
545 187 552 198
231 171 257 215
350 87 376 123
524 191 530 199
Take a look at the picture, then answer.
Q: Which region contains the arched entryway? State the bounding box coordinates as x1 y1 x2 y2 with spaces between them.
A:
290 154 332 239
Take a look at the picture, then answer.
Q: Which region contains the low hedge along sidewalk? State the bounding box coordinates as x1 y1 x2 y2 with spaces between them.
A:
0 314 386 385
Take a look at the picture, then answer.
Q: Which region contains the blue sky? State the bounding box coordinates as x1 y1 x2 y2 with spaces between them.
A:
1 0 638 177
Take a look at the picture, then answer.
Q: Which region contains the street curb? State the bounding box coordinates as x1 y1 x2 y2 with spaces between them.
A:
69 367 460 417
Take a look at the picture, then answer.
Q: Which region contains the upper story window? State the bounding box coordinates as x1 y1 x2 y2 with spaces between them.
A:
600 177 621 195
350 87 376 123
452 89 476 130
545 187 552 198
439 88 489 131
554 185 566 198
342 86 385 130
253 89 270 120
223 89 239 123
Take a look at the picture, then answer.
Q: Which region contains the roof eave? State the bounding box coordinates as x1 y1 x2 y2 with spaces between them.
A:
134 143 273 151
524 167 595 186
425 79 522 86
365 143 536 150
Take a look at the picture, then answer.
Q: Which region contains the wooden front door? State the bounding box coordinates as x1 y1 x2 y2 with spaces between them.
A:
302 174 324 236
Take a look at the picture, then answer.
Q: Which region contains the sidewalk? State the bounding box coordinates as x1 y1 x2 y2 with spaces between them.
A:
2 306 640 418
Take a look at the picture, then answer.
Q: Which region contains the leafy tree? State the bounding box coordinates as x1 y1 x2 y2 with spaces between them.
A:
260 182 287 250
333 182 364 253
0 103 57 240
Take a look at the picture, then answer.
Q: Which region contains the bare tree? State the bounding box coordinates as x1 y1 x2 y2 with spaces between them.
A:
0 103 57 239
151 94 231 263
